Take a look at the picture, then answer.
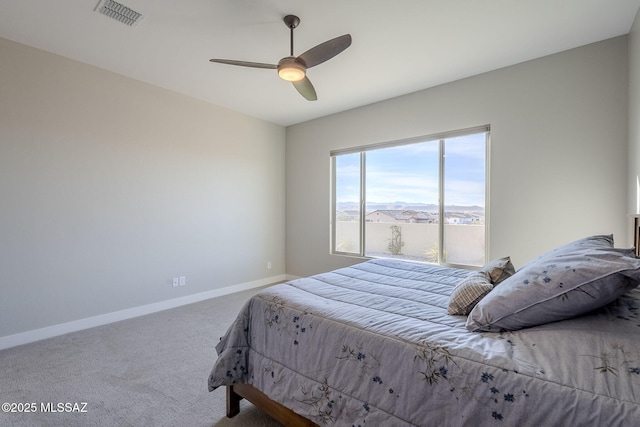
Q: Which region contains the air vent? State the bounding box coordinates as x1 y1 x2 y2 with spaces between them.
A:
95 0 143 26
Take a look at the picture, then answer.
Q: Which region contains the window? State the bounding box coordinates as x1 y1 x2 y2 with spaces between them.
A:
331 126 489 268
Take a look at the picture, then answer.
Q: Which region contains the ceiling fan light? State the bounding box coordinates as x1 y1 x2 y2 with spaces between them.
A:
279 67 305 82
277 58 306 82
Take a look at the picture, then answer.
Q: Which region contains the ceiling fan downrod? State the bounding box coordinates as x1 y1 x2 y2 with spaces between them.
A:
283 15 300 56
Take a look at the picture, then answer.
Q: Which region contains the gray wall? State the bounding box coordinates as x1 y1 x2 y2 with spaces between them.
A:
286 36 629 278
0 38 286 339
630 9 640 216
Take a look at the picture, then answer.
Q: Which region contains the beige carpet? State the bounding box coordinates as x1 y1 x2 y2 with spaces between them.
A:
0 287 284 427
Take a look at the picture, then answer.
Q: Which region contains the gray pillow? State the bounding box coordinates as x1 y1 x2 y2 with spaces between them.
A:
517 234 613 271
466 239 640 332
480 256 515 284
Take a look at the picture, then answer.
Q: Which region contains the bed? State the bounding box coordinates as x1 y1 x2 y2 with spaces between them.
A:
208 235 640 426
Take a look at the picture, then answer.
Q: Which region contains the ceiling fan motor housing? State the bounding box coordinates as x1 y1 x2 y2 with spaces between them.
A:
277 57 306 81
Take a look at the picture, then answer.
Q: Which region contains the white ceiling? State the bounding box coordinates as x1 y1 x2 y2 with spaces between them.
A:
1 0 639 126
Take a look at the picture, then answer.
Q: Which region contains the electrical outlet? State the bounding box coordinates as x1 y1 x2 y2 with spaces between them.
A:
179 276 186 286
172 277 179 287
267 261 272 270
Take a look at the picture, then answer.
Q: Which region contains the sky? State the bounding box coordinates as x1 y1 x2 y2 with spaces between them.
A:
335 132 486 207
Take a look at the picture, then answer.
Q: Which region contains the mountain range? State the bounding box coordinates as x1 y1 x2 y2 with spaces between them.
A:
336 201 485 212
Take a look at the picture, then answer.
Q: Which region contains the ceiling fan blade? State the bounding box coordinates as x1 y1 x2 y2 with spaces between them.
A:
297 34 352 68
292 77 317 101
209 59 277 69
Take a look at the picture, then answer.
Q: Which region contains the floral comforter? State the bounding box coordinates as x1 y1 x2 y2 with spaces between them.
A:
208 259 640 426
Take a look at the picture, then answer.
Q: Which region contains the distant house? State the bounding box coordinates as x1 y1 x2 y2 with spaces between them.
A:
444 212 484 225
363 209 483 225
366 210 437 224
336 210 360 221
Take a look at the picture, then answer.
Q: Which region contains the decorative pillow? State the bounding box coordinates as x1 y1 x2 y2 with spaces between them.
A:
448 271 494 315
466 241 640 332
480 256 516 285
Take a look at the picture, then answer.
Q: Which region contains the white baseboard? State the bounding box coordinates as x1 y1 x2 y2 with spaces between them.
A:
0 274 286 351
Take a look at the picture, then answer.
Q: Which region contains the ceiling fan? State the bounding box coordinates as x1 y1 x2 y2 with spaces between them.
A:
209 15 352 101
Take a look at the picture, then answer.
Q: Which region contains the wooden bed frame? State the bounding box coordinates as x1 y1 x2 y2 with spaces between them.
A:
226 384 319 426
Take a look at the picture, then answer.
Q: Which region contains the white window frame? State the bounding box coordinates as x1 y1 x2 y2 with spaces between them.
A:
330 125 490 268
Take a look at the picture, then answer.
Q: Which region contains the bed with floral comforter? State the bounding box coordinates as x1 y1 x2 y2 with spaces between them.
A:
208 251 640 426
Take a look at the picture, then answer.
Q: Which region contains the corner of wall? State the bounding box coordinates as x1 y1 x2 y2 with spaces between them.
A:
628 7 640 231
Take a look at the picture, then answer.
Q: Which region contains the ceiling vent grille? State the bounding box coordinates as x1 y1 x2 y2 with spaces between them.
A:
95 0 143 26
